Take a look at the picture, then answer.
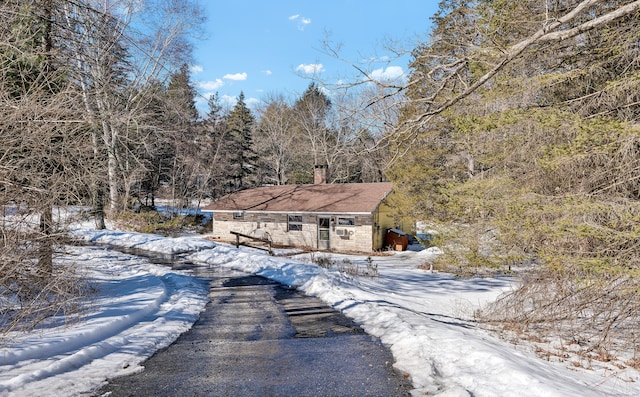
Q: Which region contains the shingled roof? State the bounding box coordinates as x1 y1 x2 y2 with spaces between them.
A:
202 182 393 214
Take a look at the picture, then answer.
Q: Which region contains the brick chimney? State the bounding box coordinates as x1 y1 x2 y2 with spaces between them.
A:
314 164 328 184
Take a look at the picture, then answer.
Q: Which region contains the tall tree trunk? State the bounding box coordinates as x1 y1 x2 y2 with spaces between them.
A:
91 125 106 228
38 203 53 274
93 180 106 229
38 0 54 273
101 119 121 213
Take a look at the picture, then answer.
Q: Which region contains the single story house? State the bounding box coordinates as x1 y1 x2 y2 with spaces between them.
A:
202 171 400 252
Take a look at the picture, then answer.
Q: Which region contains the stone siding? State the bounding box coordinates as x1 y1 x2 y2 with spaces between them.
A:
211 212 377 252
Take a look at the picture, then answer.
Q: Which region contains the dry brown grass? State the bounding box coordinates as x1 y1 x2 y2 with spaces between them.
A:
477 267 640 366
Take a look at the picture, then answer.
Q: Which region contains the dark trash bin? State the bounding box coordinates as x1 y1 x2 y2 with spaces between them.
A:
385 228 408 251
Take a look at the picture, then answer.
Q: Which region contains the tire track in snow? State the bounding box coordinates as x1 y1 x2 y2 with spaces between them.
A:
0 274 169 392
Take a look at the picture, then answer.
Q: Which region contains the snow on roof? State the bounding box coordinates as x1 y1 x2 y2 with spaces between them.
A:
202 182 393 214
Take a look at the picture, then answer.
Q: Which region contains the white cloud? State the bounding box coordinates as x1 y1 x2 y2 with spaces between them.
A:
245 97 260 108
221 94 260 109
289 14 311 30
319 86 331 97
296 63 325 75
370 66 405 83
263 70 272 76
190 64 203 74
221 94 237 106
197 79 224 91
223 72 248 81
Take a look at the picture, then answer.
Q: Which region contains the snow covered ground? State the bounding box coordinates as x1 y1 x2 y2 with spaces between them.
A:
1 228 639 396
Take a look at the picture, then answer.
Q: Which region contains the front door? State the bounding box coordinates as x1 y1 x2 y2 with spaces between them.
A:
318 216 330 250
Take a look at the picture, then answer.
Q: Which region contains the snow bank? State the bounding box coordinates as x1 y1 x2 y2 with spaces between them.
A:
0 246 208 397
3 227 637 396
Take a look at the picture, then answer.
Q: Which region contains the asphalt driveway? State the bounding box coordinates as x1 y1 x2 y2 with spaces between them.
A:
94 259 412 397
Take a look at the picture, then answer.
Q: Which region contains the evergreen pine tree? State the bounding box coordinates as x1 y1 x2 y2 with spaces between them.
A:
167 63 199 123
226 92 257 189
162 63 200 207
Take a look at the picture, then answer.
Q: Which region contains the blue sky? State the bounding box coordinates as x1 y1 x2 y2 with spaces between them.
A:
190 1 439 113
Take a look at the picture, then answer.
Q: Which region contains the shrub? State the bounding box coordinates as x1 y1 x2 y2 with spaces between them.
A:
1 239 92 336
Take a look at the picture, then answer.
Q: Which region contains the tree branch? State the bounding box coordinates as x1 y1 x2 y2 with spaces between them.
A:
402 0 640 131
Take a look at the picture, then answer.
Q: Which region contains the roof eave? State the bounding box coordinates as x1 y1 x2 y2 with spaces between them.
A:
208 210 375 215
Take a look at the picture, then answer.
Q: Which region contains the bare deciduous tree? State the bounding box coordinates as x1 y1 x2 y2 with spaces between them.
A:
254 94 297 185
62 0 205 218
1 0 94 333
1 0 205 333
